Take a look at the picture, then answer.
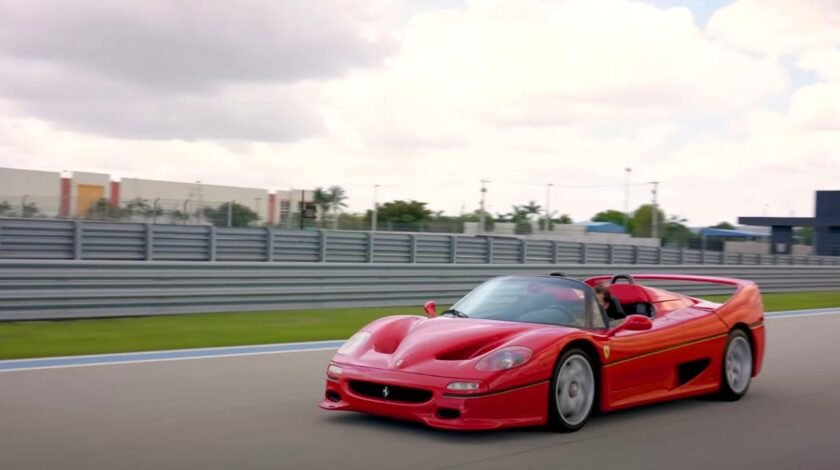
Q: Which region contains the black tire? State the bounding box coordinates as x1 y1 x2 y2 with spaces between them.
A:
548 348 596 432
718 329 753 401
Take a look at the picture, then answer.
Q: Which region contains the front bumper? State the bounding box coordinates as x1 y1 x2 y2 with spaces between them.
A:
319 363 548 431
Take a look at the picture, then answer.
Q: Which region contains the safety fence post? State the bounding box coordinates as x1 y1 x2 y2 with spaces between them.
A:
318 230 327 262
208 226 217 261
145 224 154 261
73 220 83 260
266 227 275 262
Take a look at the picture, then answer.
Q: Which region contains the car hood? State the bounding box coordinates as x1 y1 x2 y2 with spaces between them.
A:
334 315 579 379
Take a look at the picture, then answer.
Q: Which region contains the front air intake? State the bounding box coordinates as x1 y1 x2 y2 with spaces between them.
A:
348 380 432 403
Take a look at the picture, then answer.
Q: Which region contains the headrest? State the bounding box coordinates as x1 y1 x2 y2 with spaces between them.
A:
607 284 652 305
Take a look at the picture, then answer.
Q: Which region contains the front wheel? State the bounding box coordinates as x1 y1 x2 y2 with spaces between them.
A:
718 330 753 401
548 348 596 432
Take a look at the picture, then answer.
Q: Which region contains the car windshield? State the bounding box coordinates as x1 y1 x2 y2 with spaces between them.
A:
448 276 596 328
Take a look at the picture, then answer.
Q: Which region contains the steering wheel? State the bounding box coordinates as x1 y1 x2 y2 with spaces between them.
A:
553 305 578 322
610 274 636 285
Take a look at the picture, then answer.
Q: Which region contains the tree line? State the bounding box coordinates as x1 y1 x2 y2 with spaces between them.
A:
4 189 804 249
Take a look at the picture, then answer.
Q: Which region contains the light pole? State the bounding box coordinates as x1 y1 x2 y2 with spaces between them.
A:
624 168 632 233
370 184 380 232
478 180 488 234
544 183 553 232
196 181 204 223
650 181 659 239
183 199 191 225
153 198 160 225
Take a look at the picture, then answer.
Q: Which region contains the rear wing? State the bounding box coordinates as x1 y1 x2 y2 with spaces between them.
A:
583 274 764 328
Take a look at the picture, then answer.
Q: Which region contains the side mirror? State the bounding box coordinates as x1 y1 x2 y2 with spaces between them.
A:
608 314 652 337
423 300 437 318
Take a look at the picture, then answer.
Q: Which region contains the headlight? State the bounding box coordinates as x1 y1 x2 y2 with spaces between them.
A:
475 346 533 371
337 331 370 355
327 364 343 379
446 381 479 391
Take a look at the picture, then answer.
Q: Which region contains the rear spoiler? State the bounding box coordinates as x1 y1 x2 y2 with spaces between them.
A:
583 274 763 328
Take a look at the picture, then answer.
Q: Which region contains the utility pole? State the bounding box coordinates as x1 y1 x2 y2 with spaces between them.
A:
299 189 305 230
478 180 488 234
544 183 553 232
650 181 659 239
370 184 379 232
624 168 632 233
196 181 204 224
183 199 191 225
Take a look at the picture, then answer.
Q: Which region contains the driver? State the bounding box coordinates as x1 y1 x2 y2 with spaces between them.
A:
594 283 626 320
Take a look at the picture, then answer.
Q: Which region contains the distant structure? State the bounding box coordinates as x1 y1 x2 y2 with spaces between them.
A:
0 166 316 225
739 191 840 256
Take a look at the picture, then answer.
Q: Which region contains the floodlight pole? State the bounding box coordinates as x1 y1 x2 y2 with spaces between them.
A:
300 189 305 230
650 181 659 239
370 184 379 232
545 183 553 232
624 168 632 233
479 180 489 234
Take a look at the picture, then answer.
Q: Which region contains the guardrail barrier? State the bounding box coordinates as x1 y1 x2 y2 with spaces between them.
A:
1 261 839 320
1 218 836 266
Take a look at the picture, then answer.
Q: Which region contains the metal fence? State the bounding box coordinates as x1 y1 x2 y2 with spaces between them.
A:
1 218 837 266
1 261 839 320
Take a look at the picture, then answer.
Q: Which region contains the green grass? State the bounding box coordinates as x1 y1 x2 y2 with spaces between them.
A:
703 291 840 312
0 306 424 360
1 291 839 361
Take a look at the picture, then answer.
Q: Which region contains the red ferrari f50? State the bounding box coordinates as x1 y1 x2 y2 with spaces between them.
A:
320 273 765 431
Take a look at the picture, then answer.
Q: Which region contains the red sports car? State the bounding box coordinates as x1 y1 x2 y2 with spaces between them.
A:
320 273 765 431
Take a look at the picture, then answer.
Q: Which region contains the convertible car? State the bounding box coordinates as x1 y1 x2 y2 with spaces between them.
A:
320 273 765 431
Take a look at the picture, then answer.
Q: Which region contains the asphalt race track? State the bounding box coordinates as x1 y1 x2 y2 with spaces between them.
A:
2 313 839 470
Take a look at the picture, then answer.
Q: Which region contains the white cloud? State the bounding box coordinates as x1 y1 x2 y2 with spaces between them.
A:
797 48 840 81
324 0 788 148
708 0 840 57
0 0 837 226
0 0 401 141
788 83 840 130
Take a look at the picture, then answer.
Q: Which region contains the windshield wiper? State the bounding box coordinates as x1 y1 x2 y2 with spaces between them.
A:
441 309 470 318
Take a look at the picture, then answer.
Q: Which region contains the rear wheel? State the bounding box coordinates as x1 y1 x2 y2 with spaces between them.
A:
548 348 595 432
718 330 753 401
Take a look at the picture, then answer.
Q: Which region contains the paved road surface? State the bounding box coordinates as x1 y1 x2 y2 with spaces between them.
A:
2 314 839 469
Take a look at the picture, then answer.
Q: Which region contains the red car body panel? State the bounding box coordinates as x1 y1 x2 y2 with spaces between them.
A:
320 274 766 430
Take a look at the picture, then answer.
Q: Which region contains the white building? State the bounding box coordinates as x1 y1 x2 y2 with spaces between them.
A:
0 167 63 216
0 166 320 224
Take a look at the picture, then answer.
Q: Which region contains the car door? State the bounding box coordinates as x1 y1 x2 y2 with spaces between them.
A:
599 302 728 411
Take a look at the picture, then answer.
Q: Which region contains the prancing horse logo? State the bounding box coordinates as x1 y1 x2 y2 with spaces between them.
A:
382 386 390 399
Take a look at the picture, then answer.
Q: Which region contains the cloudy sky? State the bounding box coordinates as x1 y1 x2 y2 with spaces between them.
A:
0 0 837 225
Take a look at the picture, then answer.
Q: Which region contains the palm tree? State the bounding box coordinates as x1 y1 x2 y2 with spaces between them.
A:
522 201 542 219
313 186 349 229
327 186 348 229
313 187 332 220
